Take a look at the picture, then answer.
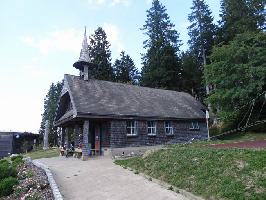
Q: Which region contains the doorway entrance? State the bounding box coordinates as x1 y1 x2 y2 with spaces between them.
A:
89 122 102 155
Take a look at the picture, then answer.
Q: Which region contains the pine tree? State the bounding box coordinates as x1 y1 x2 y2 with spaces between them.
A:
114 51 139 84
187 0 216 102
140 0 182 90
180 51 202 99
88 27 115 81
39 81 63 146
188 0 216 67
247 0 266 31
218 0 262 43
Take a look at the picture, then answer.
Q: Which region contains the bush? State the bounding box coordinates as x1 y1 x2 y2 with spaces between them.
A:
0 177 18 197
11 156 23 168
0 159 9 165
10 155 23 162
0 161 16 180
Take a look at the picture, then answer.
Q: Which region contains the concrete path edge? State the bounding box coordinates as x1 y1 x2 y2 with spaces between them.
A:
24 157 63 200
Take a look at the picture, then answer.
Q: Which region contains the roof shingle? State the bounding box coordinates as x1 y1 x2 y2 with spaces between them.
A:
63 74 206 119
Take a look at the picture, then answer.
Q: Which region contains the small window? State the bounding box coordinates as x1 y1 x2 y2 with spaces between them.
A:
147 121 156 135
126 121 137 136
165 121 173 135
189 122 200 130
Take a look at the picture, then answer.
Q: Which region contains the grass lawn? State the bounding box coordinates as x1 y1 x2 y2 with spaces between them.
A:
23 148 59 160
115 142 266 200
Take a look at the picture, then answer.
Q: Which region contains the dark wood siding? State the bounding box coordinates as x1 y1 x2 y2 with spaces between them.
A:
0 134 13 158
110 120 208 148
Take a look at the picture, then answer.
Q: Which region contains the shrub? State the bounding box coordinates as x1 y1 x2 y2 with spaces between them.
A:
0 159 9 165
0 177 18 197
10 155 23 162
11 156 23 168
0 162 16 180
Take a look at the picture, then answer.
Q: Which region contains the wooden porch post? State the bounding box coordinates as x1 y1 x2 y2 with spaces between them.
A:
82 120 90 161
65 127 69 149
74 125 80 148
60 127 65 148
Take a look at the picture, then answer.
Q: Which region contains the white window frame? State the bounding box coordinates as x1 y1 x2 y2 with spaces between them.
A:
126 121 137 136
189 122 200 130
147 121 156 136
165 121 173 135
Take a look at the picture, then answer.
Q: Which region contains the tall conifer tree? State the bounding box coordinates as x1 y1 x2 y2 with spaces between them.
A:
88 27 115 81
39 81 63 146
247 0 266 31
187 0 216 100
188 0 216 67
140 0 182 91
114 51 139 84
218 0 264 43
180 51 202 99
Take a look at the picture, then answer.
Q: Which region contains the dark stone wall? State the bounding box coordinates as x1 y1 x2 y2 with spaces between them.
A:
110 120 208 148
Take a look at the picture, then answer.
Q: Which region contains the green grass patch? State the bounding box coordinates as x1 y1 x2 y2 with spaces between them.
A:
23 148 59 160
115 144 266 200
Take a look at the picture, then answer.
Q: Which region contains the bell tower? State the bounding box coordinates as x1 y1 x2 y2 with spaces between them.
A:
73 27 94 81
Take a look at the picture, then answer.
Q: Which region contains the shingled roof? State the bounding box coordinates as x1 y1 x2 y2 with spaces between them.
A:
56 74 206 124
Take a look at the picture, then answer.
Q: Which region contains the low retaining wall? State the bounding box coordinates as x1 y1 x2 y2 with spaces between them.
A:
24 157 63 200
111 145 164 158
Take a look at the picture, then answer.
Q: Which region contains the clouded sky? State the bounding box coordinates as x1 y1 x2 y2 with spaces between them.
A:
0 0 220 133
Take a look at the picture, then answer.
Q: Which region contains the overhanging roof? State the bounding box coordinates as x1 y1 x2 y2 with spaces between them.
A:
55 74 206 125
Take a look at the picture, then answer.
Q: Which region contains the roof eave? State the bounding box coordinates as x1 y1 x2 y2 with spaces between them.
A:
76 112 205 121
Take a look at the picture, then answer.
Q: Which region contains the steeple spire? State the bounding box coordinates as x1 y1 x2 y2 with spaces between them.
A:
73 27 95 81
78 26 90 63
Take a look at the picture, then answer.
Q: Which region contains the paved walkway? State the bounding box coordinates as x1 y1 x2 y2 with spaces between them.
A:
38 156 188 200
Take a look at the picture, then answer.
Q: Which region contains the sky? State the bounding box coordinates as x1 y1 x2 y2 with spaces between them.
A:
0 0 221 133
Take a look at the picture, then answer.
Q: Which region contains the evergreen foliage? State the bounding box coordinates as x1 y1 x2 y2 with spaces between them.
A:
0 177 18 197
113 51 139 84
188 0 216 66
204 32 266 123
140 0 182 91
218 0 265 43
180 51 202 99
186 0 216 100
39 81 63 146
88 27 115 81
246 0 266 31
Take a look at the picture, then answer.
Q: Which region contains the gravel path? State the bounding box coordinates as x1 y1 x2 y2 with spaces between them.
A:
37 156 189 200
210 140 266 149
